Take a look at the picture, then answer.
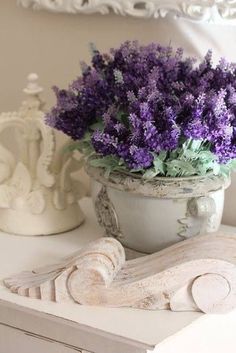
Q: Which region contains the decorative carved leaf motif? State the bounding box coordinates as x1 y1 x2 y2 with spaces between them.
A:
10 162 32 196
27 190 46 215
0 185 16 208
18 0 236 24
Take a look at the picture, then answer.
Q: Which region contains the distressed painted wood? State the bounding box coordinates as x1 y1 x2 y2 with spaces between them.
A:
4 232 236 314
0 324 89 353
0 302 148 353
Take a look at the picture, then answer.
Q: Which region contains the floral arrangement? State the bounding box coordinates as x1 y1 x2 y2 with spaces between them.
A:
46 41 236 179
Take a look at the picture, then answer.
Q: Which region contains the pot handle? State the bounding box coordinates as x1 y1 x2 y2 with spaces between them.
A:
188 196 217 232
188 196 216 217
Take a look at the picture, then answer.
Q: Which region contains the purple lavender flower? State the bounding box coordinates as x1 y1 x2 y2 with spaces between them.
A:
92 130 118 156
46 41 236 172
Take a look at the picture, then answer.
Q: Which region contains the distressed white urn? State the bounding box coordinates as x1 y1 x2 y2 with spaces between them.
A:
0 74 85 236
86 165 230 253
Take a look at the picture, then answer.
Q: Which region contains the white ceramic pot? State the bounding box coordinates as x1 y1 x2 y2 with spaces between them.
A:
86 165 230 254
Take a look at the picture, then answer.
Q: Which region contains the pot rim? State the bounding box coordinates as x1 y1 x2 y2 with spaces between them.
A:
85 163 231 199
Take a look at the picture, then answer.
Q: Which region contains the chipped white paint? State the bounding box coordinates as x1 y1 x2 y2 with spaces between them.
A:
5 233 236 314
87 164 230 253
86 164 230 199
17 0 236 25
0 73 84 236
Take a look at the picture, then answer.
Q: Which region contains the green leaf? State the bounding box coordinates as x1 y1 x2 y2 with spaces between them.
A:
90 121 104 131
82 132 92 142
89 156 119 169
182 149 199 160
220 165 230 177
229 159 236 171
130 168 145 173
64 142 82 153
143 169 158 180
153 158 165 175
74 140 94 156
167 159 196 177
198 151 215 162
116 111 129 127
169 150 179 159
195 163 209 175
189 139 203 151
158 151 167 161
212 163 221 175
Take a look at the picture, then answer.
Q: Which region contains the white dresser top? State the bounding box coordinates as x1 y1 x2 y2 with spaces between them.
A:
1 197 236 352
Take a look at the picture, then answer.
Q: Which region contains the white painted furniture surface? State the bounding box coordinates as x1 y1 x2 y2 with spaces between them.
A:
1 198 236 353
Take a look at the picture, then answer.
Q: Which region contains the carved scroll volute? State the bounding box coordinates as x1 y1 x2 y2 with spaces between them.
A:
68 238 126 305
5 234 236 314
169 259 236 314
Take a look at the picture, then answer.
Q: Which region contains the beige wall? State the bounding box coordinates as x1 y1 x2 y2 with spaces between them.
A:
0 0 236 224
2 1 236 112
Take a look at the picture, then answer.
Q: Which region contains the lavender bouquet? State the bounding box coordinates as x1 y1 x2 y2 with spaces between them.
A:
47 41 236 179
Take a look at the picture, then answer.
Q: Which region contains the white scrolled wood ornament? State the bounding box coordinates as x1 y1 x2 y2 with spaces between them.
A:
4 233 236 314
0 73 85 236
18 0 236 25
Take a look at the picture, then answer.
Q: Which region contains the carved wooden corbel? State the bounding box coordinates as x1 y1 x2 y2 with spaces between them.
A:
4 233 236 314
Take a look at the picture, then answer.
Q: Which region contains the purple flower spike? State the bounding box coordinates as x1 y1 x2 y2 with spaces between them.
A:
46 41 236 174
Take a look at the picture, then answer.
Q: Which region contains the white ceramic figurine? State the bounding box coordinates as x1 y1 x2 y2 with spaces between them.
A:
0 74 85 235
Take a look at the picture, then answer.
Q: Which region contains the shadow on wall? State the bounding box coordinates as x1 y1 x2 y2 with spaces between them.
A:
224 175 236 226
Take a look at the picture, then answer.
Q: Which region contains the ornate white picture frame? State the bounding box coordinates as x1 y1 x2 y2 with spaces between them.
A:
18 0 236 25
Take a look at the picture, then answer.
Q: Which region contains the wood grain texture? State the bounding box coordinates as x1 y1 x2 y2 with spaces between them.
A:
4 233 236 314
